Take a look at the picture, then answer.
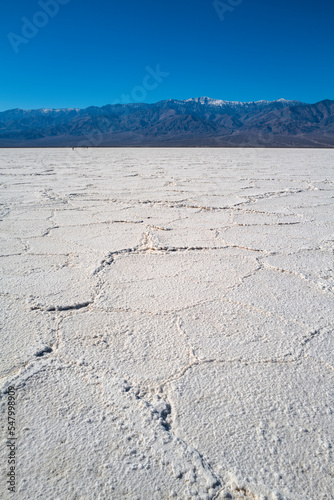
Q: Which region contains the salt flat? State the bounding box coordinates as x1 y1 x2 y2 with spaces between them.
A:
0 148 333 500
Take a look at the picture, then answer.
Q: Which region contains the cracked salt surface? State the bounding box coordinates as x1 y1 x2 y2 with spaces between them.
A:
0 148 333 500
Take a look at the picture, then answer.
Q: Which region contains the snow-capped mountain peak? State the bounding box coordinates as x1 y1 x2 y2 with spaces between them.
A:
183 97 303 108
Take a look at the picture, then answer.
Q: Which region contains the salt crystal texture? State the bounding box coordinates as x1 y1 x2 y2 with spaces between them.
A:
0 148 333 500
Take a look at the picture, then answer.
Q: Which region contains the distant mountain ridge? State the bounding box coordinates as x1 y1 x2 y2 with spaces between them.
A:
0 97 333 147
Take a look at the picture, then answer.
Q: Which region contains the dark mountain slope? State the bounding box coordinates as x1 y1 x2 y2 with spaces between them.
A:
0 98 333 147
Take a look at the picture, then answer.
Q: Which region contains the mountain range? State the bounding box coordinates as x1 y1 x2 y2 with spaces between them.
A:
0 97 334 147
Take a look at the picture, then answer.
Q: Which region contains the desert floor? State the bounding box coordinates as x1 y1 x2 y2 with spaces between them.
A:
0 148 333 500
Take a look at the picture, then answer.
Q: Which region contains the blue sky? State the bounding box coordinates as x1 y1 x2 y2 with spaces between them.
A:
1 0 333 111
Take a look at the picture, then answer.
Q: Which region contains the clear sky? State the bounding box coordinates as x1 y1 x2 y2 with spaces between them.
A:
1 0 333 111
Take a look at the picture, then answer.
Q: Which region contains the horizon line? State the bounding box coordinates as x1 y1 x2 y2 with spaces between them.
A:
3 96 334 113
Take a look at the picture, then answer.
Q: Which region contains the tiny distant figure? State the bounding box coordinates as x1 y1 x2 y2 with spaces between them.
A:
72 147 74 151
